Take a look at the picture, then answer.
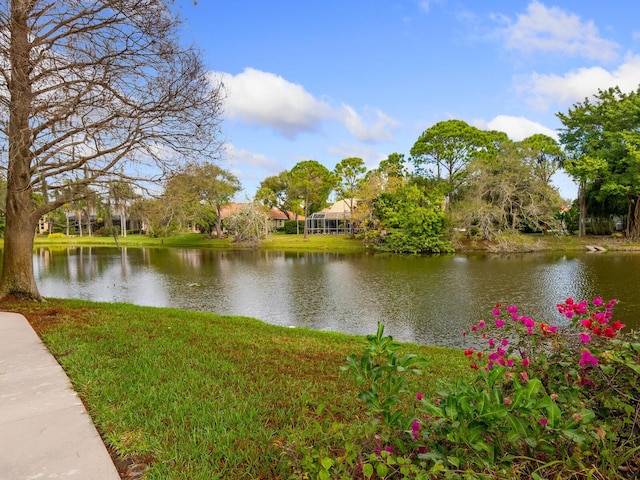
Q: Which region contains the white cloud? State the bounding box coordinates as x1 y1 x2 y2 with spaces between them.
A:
222 143 282 183
217 68 399 143
477 115 557 141
518 54 640 110
337 105 400 142
499 1 619 63
219 68 332 138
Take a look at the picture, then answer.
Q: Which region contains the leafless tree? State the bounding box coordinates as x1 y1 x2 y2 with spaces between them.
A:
0 0 224 300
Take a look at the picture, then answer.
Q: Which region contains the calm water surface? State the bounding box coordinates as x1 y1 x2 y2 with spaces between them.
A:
28 247 640 348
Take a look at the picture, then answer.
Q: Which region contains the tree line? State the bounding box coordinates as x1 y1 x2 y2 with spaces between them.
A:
6 89 640 256
1 1 639 302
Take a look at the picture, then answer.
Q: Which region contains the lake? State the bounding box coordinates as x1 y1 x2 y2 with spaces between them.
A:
28 246 640 348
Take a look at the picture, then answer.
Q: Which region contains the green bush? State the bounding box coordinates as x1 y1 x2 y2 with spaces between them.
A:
47 232 67 239
283 220 304 234
286 298 640 479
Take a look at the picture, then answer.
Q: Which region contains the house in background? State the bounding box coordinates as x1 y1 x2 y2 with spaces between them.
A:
306 199 356 235
216 203 304 233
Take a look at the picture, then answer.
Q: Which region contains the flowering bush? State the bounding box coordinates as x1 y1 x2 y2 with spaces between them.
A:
289 297 640 479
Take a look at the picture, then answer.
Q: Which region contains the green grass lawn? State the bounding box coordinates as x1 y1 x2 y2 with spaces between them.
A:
26 231 640 254
4 298 467 479
29 232 370 253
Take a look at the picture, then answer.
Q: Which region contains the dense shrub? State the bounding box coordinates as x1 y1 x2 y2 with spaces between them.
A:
284 297 640 479
47 232 67 239
283 220 304 234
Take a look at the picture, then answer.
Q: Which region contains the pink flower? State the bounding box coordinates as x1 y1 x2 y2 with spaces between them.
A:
501 338 509 347
412 420 420 440
579 349 598 367
520 371 529 382
579 333 591 343
593 312 607 324
592 297 603 307
521 358 530 367
507 305 518 314
492 308 501 316
540 417 548 426
495 319 505 328
477 320 486 328
575 301 588 314
416 392 423 401
606 299 617 310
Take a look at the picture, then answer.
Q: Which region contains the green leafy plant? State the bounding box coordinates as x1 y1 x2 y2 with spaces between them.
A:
304 298 640 479
342 323 428 430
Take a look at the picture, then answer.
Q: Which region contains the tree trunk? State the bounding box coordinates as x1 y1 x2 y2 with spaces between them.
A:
626 197 640 240
578 181 586 237
0 1 42 300
215 205 223 239
76 209 83 236
120 204 127 237
0 177 41 300
0 211 41 300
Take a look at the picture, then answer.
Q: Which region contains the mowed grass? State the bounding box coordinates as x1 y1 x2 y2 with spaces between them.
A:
2 297 467 479
29 232 370 253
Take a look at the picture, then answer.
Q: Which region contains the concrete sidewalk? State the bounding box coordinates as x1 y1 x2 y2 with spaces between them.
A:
0 312 120 480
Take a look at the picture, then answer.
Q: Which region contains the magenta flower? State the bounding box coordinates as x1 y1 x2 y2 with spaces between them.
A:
594 312 607 324
412 420 420 440
520 371 529 382
506 305 518 314
495 319 505 328
579 333 591 343
522 317 535 328
540 417 548 426
521 358 530 367
492 308 501 316
416 392 423 401
592 297 603 307
477 320 486 328
579 349 598 367
501 338 509 347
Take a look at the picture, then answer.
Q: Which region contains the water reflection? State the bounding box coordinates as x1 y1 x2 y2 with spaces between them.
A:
23 247 640 348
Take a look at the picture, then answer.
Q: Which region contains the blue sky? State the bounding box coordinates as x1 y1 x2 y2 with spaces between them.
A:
174 1 640 201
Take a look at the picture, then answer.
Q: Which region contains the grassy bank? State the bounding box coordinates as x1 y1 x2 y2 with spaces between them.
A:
1 297 468 479
26 230 640 254
29 232 371 253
